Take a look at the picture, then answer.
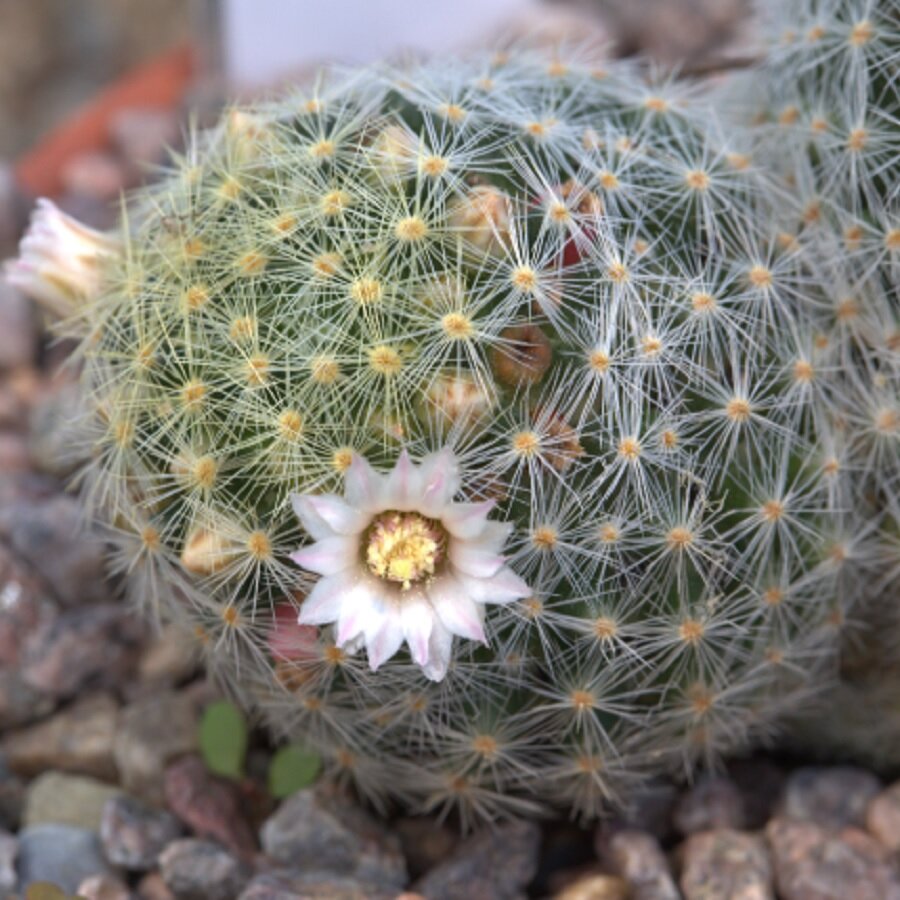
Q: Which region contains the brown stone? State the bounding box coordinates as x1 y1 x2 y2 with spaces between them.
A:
598 829 680 900
553 873 630 900
866 780 900 853
680 829 773 900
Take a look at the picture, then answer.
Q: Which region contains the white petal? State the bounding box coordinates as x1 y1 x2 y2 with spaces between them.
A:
302 494 369 535
383 450 422 511
457 567 531 605
421 622 453 682
336 579 388 646
291 535 356 576
477 520 513 554
441 500 495 540
291 494 336 540
449 540 505 578
298 573 348 625
365 608 405 670
401 596 434 667
344 454 384 510
418 449 460 515
427 576 486 642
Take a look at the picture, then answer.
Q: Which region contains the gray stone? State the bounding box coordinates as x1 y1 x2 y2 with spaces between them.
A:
17 823 112 894
238 870 403 899
778 766 882 830
767 817 900 900
674 776 745 836
0 830 17 895
680 829 773 900
866 780 900 853
24 771 122 830
0 284 37 371
159 839 250 900
100 794 182 871
413 819 539 900
113 690 198 805
394 816 459 879
261 789 406 889
2 692 119 780
0 494 108 607
597 829 680 900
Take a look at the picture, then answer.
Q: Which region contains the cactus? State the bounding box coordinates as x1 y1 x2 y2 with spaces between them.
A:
721 0 900 766
9 46 856 821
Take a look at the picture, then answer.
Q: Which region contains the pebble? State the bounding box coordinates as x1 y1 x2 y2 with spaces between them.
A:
100 794 182 871
164 755 257 861
22 604 144 700
0 432 31 472
0 494 108 607
413 819 539 900
17 823 112 895
607 780 678 844
136 624 199 688
596 829 680 900
552 873 630 900
114 691 199 805
2 692 119 780
260 788 406 889
0 830 17 895
0 757 25 830
674 776 745 835
23 771 122 830
27 379 89 477
767 817 900 900
76 873 133 900
136 871 175 900
778 766 882 830
680 829 773 900
239 870 406 899
866 780 900 853
0 285 37 371
394 816 459 878
159 838 250 900
0 670 54 732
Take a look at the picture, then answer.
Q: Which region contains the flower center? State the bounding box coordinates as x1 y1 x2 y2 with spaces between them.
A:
365 511 447 590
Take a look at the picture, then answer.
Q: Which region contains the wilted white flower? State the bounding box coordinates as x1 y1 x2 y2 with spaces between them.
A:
290 449 529 681
4 198 120 318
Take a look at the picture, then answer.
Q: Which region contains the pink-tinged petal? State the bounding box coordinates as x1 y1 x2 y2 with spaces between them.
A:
448 541 505 578
297 573 348 625
476 520 513 554
383 450 422 511
401 596 434 667
427 576 486 642
422 622 453 682
345 454 384 510
303 494 370 535
441 500 495 540
418 449 460 515
290 494 336 540
291 535 356 576
457 567 531 605
366 608 405 670
335 579 388 646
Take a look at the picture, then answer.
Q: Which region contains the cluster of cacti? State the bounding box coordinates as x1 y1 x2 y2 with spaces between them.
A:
723 0 900 766
8 38 881 821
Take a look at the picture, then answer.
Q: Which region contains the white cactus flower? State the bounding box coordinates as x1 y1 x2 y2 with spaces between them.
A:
4 198 120 318
290 449 529 681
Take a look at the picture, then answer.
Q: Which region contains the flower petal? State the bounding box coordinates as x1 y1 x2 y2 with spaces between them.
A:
441 500 495 540
291 535 356 576
418 449 460 515
383 450 422 511
336 578 388 646
290 494 336 540
477 520 513 554
298 573 349 625
401 595 434 667
449 540 505 578
365 607 405 670
344 454 384 511
457 567 531 604
303 494 370 535
422 622 453 682
427 576 486 642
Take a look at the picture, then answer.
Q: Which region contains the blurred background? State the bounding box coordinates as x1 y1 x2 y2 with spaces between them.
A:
0 0 753 244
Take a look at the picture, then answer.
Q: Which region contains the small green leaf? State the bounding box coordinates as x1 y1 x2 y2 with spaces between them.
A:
268 744 322 797
199 700 248 779
26 884 79 900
